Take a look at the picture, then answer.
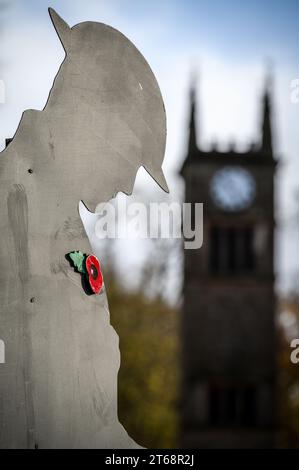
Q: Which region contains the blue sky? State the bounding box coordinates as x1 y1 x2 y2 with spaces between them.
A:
7 0 299 64
0 0 298 298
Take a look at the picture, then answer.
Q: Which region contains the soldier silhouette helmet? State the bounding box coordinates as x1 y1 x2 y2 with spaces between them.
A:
45 8 168 208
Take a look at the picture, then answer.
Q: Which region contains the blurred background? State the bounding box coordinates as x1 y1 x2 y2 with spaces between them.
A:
1 0 299 448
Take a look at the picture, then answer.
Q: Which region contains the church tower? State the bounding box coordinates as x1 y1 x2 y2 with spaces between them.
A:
180 75 277 448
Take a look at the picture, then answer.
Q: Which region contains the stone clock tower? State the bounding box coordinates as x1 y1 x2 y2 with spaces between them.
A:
180 77 277 448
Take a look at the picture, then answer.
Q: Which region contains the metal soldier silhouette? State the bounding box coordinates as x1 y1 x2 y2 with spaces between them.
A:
0 8 168 448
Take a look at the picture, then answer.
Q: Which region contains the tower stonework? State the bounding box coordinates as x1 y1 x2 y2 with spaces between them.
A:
180 80 277 448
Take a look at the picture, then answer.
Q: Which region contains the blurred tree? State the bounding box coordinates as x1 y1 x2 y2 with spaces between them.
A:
139 237 182 304
106 270 179 449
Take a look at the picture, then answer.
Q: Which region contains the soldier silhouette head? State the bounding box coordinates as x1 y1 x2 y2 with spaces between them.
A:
43 8 168 211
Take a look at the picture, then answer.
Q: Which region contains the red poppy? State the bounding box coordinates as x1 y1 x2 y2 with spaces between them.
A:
85 255 103 295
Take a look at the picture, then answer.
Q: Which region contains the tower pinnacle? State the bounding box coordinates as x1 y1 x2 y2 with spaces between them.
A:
261 66 273 155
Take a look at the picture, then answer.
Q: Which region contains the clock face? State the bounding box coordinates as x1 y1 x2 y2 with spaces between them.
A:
210 167 256 211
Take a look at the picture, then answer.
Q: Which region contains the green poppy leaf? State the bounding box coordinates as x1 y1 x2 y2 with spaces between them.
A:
69 251 86 273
